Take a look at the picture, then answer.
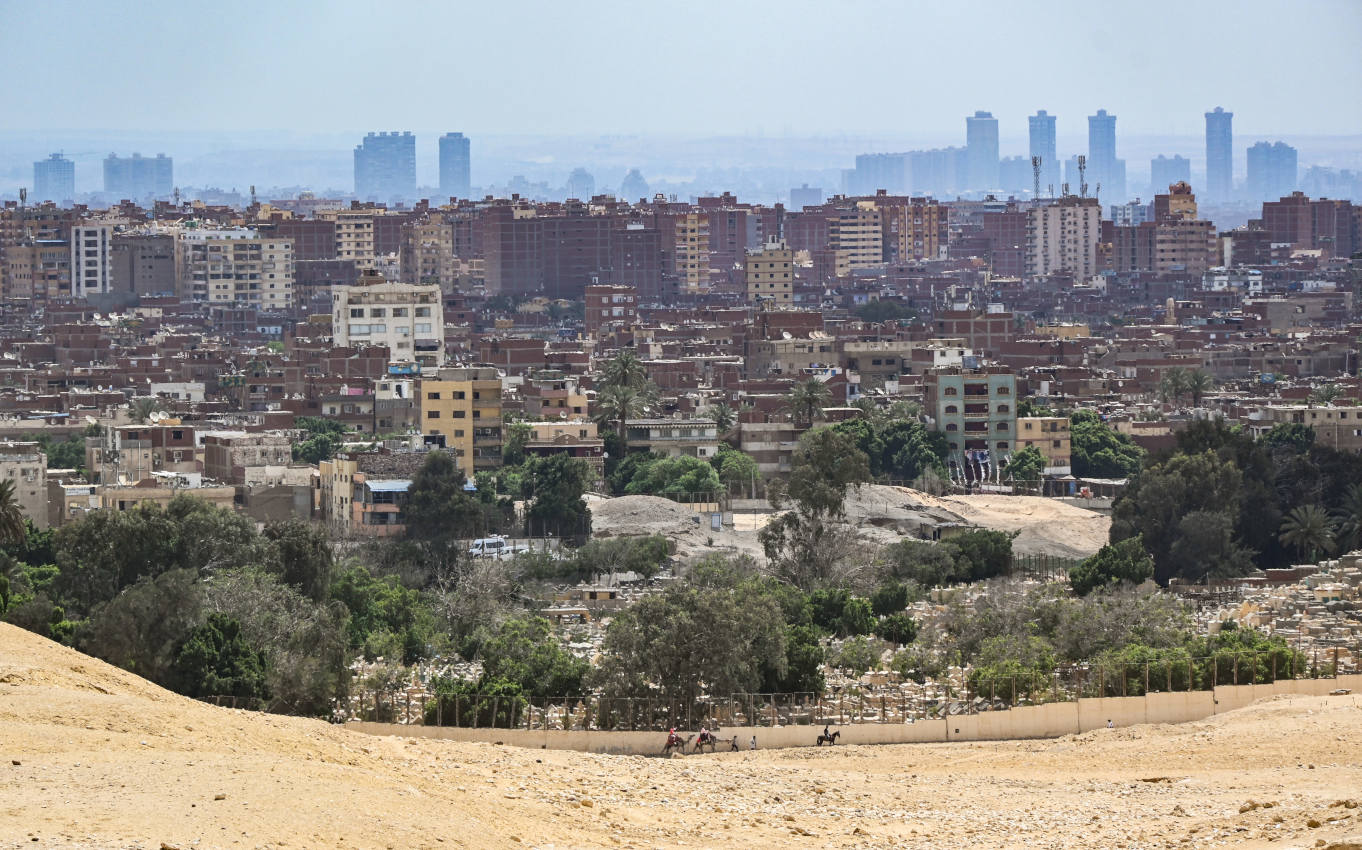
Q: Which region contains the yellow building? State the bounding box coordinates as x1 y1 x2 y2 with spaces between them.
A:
319 209 378 268
830 202 883 277
174 227 294 310
744 238 793 304
675 212 709 292
1031 323 1091 339
419 366 503 475
1017 416 1071 475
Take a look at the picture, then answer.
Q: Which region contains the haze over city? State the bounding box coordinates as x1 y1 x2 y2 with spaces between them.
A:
2 0 1360 202
2 2 1362 849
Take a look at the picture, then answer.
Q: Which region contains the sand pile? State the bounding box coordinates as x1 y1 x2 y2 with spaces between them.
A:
5 622 1362 849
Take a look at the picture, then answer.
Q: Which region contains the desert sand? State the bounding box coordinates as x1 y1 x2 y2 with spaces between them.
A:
2 621 1360 850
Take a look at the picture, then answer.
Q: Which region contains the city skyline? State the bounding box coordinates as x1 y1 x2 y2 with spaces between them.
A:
2 0 1359 137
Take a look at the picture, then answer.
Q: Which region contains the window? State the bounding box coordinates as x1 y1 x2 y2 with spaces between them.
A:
454 430 465 438
369 308 386 318
945 405 958 414
426 392 441 400
415 307 431 317
392 308 408 317
454 410 466 418
350 308 364 317
427 411 440 419
1052 439 1062 448
945 423 958 431
996 404 1009 413
944 386 958 396
997 386 1011 395
997 422 1009 431
997 441 1009 449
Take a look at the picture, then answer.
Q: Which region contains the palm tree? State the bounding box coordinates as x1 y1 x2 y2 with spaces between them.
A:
1278 504 1336 563
1186 370 1214 406
705 402 736 435
1331 483 1362 554
785 377 830 428
601 350 647 390
129 397 164 425
1158 367 1190 405
0 479 27 546
593 384 652 440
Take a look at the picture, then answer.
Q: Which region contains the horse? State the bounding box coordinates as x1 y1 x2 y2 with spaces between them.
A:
662 733 693 756
816 730 841 746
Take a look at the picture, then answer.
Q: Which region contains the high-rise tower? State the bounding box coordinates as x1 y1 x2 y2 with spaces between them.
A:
354 132 416 201
33 153 75 204
1087 110 1125 201
1205 107 1233 203
1028 110 1059 196
965 111 999 194
438 132 471 200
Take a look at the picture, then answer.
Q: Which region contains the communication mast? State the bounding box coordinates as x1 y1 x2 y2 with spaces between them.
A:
1031 156 1042 201
1077 155 1088 199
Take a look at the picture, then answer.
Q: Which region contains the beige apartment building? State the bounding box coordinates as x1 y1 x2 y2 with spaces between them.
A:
1025 196 1101 280
332 275 444 365
399 220 456 287
419 366 503 475
0 441 49 529
675 211 710 291
744 238 793 304
829 202 884 277
1017 416 1072 475
175 227 294 309
319 209 377 268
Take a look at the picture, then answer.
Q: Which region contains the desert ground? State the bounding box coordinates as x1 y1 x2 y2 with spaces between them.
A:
2 621 1359 850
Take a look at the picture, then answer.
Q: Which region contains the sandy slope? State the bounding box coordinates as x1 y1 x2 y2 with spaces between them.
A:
3 622 1361 850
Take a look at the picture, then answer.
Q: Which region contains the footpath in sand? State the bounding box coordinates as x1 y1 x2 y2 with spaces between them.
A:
3 621 1360 850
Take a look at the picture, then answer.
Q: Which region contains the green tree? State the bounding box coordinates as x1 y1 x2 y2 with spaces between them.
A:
404 451 484 547
785 377 831 427
761 623 825 694
501 421 532 467
1278 504 1335 563
711 445 758 492
169 613 270 701
28 433 86 472
1005 445 1046 487
706 402 736 435
622 455 721 498
873 612 918 645
1070 410 1144 478
1262 423 1315 453
833 418 947 482
592 384 652 438
869 581 911 617
263 519 335 602
1309 383 1342 406
1332 482 1362 553
948 530 1015 581
129 396 165 425
589 559 787 713
292 433 339 465
1111 450 1247 584
329 564 433 664
522 453 592 539
568 535 670 581
966 634 1056 700
1016 399 1054 418
1186 370 1214 406
827 635 887 675
78 568 204 683
1069 535 1155 596
854 300 914 323
477 616 588 698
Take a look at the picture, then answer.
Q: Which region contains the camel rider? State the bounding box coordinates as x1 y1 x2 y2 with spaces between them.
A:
668 727 679 747
698 725 710 744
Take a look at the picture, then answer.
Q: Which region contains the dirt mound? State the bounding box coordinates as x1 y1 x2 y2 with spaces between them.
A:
589 494 700 538
5 624 1362 849
939 493 1111 558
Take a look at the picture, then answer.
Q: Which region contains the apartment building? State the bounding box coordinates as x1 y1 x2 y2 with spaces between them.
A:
319 209 378 268
828 202 884 277
1025 196 1101 280
624 418 721 460
1017 416 1072 475
175 227 295 309
875 195 947 262
398 220 456 287
419 366 503 475
584 283 638 334
1256 405 1362 452
744 238 793 304
674 211 710 291
331 275 444 365
924 366 1017 480
0 441 49 529
69 223 112 297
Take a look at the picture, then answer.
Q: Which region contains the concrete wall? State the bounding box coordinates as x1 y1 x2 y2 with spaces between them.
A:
349 674 1362 754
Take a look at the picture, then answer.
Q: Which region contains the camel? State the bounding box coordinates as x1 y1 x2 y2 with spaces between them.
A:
662 733 693 756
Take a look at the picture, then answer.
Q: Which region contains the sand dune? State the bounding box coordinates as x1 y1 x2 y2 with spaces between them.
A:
2 621 1360 849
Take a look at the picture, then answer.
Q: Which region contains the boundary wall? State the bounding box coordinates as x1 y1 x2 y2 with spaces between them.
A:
349 674 1362 756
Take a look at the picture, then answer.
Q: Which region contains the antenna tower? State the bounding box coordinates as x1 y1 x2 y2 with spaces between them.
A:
1077 156 1087 199
1031 156 1042 201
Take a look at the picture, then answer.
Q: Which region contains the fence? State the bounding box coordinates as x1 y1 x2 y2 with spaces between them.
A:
1007 553 1080 583
343 647 1357 731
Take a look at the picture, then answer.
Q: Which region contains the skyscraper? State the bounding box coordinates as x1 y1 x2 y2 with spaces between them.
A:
1246 141 1298 202
103 153 173 200
354 132 416 200
565 167 595 200
33 153 75 204
1150 155 1192 196
965 111 999 193
1028 110 1059 196
1087 110 1126 202
438 132 471 200
1205 107 1233 203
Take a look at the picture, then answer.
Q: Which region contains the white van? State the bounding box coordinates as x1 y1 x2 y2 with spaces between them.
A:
467 536 530 559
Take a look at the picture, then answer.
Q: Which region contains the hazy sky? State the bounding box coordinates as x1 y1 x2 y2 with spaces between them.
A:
2 0 1360 138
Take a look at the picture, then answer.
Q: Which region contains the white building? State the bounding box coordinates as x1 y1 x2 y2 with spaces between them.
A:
332 278 444 365
1026 196 1101 280
70 224 113 296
